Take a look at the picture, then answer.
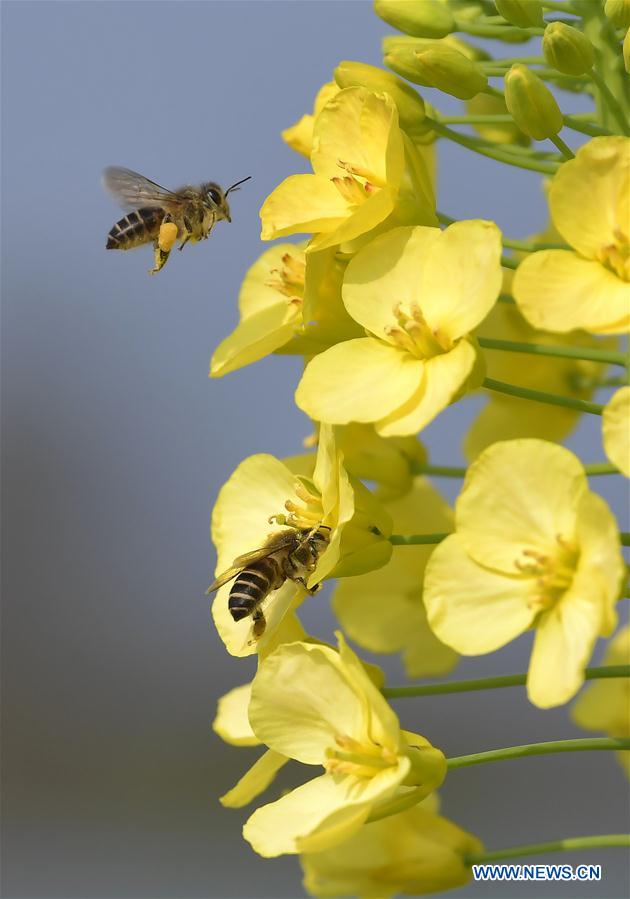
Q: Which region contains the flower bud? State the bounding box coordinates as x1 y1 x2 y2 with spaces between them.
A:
374 0 454 38
467 92 530 145
604 0 630 28
543 21 594 75
504 63 563 139
624 28 630 74
334 61 426 132
385 44 487 100
495 0 544 28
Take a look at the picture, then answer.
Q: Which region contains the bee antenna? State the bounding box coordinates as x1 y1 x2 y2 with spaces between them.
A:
225 175 252 196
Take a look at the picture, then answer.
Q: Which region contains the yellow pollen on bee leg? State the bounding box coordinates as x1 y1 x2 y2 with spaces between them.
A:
158 221 178 252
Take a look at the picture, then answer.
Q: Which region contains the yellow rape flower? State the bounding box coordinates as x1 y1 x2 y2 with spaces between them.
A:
210 424 392 656
210 244 361 376
296 221 502 435
513 138 630 334
240 634 446 857
424 440 624 708
603 387 630 476
282 82 340 157
260 87 437 252
572 625 630 777
333 478 459 677
466 301 612 459
301 799 483 898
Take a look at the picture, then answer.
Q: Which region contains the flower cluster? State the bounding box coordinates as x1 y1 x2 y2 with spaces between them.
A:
207 1 630 895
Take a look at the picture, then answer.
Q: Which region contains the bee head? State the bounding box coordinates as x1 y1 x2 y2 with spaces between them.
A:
203 182 230 221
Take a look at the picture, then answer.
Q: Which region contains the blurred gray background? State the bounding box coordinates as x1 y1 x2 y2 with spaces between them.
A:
2 2 628 898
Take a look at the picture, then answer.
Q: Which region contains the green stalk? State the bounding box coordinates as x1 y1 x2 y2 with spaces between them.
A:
447 738 630 770
425 118 560 174
621 533 630 547
389 533 448 546
541 0 579 11
501 236 568 251
549 133 575 159
588 68 630 135
501 255 519 270
563 114 614 137
409 462 620 479
483 378 605 415
477 337 628 367
466 835 630 866
382 665 630 699
454 17 544 39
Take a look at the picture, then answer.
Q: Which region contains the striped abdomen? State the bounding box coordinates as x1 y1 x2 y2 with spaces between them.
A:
228 556 284 622
106 207 165 250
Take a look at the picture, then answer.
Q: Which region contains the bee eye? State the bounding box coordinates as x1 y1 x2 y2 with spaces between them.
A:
207 187 222 205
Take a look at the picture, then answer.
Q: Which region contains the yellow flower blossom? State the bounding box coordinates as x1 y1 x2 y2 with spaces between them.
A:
210 243 361 376
466 301 612 459
513 137 630 334
260 87 437 253
572 625 630 777
239 634 446 857
213 682 259 747
603 386 630 477
296 221 502 435
301 799 483 898
333 478 458 677
424 440 624 708
337 424 427 499
282 82 340 157
210 424 392 656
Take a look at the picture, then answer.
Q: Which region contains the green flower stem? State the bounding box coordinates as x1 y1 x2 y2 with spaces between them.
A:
454 17 544 39
477 337 628 367
410 462 620 479
447 738 630 770
501 236 568 251
465 835 630 866
381 665 630 699
425 118 560 174
549 133 575 159
563 114 614 137
389 533 448 546
589 68 630 136
483 378 605 415
498 292 516 304
621 533 630 547
501 255 519 270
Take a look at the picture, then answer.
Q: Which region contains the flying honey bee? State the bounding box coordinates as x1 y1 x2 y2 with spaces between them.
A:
103 167 251 274
207 527 330 639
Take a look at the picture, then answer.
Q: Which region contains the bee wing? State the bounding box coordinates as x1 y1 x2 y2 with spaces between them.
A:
206 565 243 594
102 166 180 210
207 531 298 595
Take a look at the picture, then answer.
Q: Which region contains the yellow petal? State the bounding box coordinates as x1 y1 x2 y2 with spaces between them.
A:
213 683 258 747
465 395 579 461
211 453 297 570
549 136 630 259
238 243 305 318
295 338 423 425
572 625 630 733
301 803 482 899
249 641 397 763
424 533 536 654
514 250 630 335
418 220 503 341
220 750 288 808
212 579 302 658
210 303 299 377
603 386 630 476
376 339 476 436
527 490 622 708
308 187 396 252
311 87 404 188
260 174 350 241
282 83 340 158
343 226 440 337
456 440 587 573
242 773 372 858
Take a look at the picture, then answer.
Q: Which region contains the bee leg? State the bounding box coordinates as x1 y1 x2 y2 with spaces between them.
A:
150 243 171 275
252 608 266 638
293 575 321 596
178 217 194 251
